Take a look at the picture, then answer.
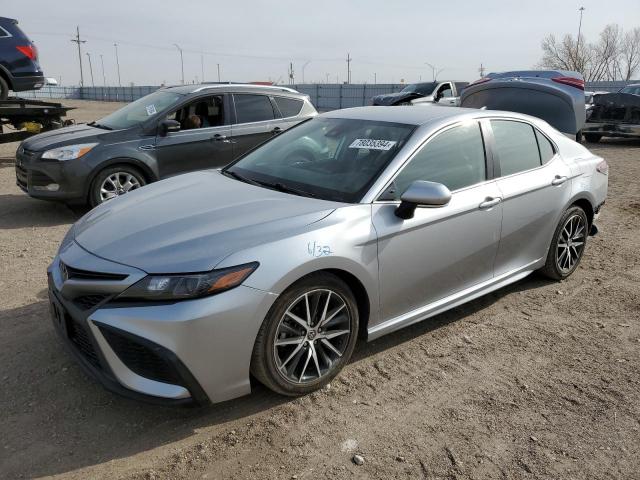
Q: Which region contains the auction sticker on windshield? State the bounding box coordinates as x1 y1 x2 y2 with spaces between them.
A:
349 139 397 150
145 104 157 116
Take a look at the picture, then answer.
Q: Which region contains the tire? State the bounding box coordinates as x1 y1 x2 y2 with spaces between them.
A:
0 76 8 100
575 130 582 143
539 206 589 280
584 133 602 143
89 164 146 207
251 272 359 396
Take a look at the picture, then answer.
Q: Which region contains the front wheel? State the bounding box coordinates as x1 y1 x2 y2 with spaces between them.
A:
0 76 8 100
89 165 146 207
539 206 589 280
251 273 359 396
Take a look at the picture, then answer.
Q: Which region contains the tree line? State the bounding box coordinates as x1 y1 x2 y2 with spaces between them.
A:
538 24 640 81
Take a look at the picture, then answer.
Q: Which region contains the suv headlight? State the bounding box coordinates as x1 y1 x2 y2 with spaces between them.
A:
42 143 98 161
118 263 259 301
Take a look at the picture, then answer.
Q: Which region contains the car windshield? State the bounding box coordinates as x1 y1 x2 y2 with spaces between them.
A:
95 90 182 130
224 117 415 203
620 85 640 95
400 82 436 95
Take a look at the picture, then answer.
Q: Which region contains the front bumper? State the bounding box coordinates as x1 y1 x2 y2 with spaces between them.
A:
15 146 91 201
583 122 640 138
48 241 277 405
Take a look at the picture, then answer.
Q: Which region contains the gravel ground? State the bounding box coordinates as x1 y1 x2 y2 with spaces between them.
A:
0 100 639 480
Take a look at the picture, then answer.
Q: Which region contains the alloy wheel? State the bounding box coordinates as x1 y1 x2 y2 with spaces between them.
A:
100 172 141 202
273 289 352 384
556 214 586 274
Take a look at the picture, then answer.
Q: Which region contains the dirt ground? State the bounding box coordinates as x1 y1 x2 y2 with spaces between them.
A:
0 100 639 480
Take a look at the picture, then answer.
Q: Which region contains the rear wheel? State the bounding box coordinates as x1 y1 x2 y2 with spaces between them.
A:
584 133 602 143
539 206 589 280
89 165 146 207
0 76 8 100
251 273 359 396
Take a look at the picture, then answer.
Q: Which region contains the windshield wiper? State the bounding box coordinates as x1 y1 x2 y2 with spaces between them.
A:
263 181 317 198
221 169 261 186
88 121 113 130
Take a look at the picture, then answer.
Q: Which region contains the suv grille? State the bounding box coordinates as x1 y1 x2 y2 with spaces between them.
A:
99 326 184 386
15 165 27 190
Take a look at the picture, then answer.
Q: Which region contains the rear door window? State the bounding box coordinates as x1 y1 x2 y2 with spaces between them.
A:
535 129 555 164
491 120 542 176
274 96 304 117
233 94 275 124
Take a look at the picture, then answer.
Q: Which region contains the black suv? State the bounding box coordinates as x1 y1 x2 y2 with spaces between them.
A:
16 84 317 206
0 17 44 99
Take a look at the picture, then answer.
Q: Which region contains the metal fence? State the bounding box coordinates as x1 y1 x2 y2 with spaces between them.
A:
17 80 639 108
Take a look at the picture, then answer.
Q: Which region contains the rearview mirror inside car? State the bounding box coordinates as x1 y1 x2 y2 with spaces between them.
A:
160 119 181 136
395 180 451 219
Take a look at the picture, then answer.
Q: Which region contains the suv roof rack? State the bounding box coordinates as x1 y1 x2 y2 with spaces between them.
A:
190 84 299 94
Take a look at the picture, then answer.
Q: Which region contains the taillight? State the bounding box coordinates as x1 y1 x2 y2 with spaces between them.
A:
468 77 491 87
16 44 37 61
552 76 584 90
596 159 609 175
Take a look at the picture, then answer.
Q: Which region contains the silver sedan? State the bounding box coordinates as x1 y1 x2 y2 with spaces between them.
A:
48 106 608 405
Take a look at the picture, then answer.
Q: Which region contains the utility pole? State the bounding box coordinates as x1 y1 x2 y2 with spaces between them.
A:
173 44 184 84
200 53 204 83
374 72 377 84
288 62 295 85
99 54 106 86
576 6 585 70
346 53 352 84
114 43 121 87
479 63 486 77
70 26 86 87
217 63 221 82
326 73 330 84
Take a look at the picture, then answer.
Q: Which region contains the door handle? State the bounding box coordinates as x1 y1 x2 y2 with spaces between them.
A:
551 175 568 186
271 127 282 135
212 134 228 142
479 197 502 209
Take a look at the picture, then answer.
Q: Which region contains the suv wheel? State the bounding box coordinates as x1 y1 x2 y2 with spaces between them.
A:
584 133 602 143
0 76 8 100
539 206 589 280
251 273 359 396
90 165 146 207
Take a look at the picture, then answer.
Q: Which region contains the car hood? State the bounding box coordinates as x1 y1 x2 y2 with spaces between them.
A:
21 124 107 152
372 91 425 106
73 170 341 273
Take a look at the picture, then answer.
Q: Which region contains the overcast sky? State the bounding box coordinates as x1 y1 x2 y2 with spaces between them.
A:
5 0 640 86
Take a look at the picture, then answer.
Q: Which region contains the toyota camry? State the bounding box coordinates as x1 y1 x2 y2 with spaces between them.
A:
48 106 608 405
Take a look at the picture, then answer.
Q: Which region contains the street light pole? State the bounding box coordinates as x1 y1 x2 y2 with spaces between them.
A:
200 53 204 83
425 62 436 81
173 43 184 84
576 6 585 70
86 52 95 87
99 54 106 86
113 43 121 87
302 61 310 84
217 63 221 82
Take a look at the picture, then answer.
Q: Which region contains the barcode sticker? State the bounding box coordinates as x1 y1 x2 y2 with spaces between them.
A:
349 138 397 150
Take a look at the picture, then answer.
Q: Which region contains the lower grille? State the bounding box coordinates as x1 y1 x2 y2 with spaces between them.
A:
30 170 55 187
66 316 101 369
73 294 109 310
99 326 183 386
15 165 27 190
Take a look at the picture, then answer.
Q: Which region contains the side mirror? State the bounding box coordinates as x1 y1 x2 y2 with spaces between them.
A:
395 180 451 219
160 119 181 136
424 95 435 102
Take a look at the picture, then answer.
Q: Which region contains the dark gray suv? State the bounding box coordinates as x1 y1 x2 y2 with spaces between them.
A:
15 84 317 206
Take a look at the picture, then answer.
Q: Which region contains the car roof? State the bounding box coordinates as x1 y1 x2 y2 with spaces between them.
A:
162 83 304 96
320 105 482 126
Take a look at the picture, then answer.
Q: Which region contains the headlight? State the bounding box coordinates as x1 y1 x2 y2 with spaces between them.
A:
42 143 98 161
118 262 259 301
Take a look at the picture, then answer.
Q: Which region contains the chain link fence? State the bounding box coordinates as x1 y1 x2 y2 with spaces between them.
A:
16 81 639 109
